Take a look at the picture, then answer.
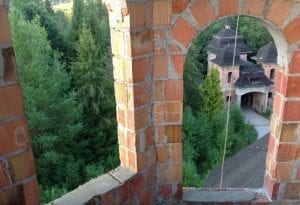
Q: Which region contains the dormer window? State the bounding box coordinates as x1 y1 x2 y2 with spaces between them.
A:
270 68 275 80
227 72 232 83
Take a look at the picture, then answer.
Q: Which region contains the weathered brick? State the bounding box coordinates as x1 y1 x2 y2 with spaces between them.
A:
137 148 156 171
266 0 292 26
267 159 292 181
145 127 155 149
146 165 156 186
131 30 153 56
127 107 148 130
154 103 164 124
164 102 183 123
170 144 182 163
129 3 146 29
154 30 168 55
154 55 167 78
153 0 171 26
168 44 182 53
159 164 182 183
131 174 145 194
102 190 118 205
289 50 300 74
272 94 283 117
0 84 24 120
277 123 298 142
282 101 300 121
119 146 127 166
0 6 11 44
284 183 300 199
0 119 30 156
172 0 189 14
285 76 300 97
275 70 287 95
110 30 125 57
0 160 8 188
190 0 215 28
127 149 137 171
131 58 148 83
172 55 184 78
114 82 127 106
154 80 164 101
23 179 40 205
284 17 300 45
140 188 153 205
267 135 277 158
276 143 297 162
156 125 165 145
0 185 24 205
158 184 172 199
218 0 239 17
165 80 183 101
8 149 36 182
243 0 265 16
172 17 197 48
128 83 149 108
264 173 279 200
157 145 169 163
165 125 182 143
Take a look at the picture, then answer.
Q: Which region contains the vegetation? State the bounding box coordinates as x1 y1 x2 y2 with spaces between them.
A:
10 0 117 203
8 0 272 201
182 17 272 186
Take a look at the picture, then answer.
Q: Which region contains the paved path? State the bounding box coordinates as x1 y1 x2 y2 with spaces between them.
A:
241 107 270 139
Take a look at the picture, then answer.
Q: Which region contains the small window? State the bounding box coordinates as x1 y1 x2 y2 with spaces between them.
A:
226 96 231 102
268 92 273 98
227 72 232 83
270 68 275 80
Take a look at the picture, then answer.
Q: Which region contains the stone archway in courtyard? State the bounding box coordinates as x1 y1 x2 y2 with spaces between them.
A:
2 0 300 204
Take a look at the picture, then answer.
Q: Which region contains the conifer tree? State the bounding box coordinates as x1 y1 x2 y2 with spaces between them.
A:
200 67 224 118
71 0 84 41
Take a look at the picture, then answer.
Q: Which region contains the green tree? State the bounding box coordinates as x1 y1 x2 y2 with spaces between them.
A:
200 67 224 119
71 0 84 41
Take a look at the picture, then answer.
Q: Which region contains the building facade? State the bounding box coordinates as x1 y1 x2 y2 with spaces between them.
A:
207 19 278 113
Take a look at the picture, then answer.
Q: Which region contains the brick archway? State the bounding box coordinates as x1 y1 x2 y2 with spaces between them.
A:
2 0 300 204
106 0 300 203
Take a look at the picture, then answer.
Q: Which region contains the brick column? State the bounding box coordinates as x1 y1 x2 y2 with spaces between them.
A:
0 2 40 205
265 50 300 201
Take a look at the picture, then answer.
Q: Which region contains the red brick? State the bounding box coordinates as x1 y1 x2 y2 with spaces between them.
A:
164 102 183 123
269 161 292 181
154 103 164 124
0 185 24 205
172 17 197 48
154 80 164 101
131 58 147 83
284 17 300 45
23 179 40 205
119 146 127 166
0 6 11 44
156 126 165 145
129 3 146 29
159 184 172 199
145 127 154 149
218 0 239 17
131 174 145 194
140 188 153 205
282 101 300 121
264 173 279 200
114 82 127 106
175 183 183 200
170 144 182 163
8 149 36 182
131 30 153 56
172 55 184 78
154 30 168 55
0 119 30 156
119 182 132 203
278 123 298 142
275 70 287 95
126 107 148 130
266 0 292 26
165 125 182 143
289 50 300 74
0 160 8 188
276 143 297 162
154 55 167 78
168 44 182 53
101 190 117 205
267 135 277 158
146 165 156 186
243 0 265 16
128 83 149 108
285 76 300 97
272 94 282 117
165 80 183 101
284 183 300 199
153 0 171 26
0 84 24 120
127 150 137 171
157 145 169 163
172 0 189 14
159 164 182 183
190 0 215 28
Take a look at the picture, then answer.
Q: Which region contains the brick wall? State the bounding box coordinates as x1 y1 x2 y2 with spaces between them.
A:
2 0 300 204
0 3 40 205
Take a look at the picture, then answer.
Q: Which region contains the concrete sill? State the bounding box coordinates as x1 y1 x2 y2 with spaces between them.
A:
48 166 135 205
183 188 271 204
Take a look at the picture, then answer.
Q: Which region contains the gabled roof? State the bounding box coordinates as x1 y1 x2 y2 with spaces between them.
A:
252 42 277 64
235 62 273 88
207 18 252 55
211 46 244 67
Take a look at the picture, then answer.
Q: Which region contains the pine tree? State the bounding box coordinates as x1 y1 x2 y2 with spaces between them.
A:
71 0 84 41
200 67 224 118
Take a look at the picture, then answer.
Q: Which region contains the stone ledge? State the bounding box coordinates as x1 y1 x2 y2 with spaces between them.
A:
183 188 271 204
49 166 135 205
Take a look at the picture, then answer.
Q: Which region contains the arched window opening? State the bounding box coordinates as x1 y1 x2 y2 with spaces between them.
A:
227 72 232 83
270 68 275 80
